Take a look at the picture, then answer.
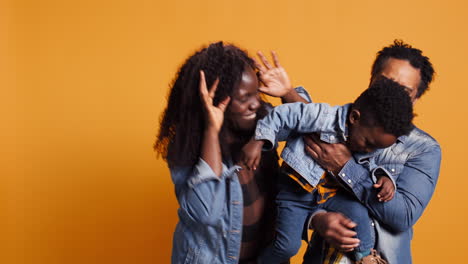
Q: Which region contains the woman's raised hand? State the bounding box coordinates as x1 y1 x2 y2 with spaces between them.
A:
255 51 293 97
199 70 231 132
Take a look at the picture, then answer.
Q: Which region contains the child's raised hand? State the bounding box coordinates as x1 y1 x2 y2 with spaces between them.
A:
373 176 395 202
241 139 264 171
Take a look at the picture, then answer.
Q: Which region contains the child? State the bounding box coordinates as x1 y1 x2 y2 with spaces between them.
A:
242 77 414 264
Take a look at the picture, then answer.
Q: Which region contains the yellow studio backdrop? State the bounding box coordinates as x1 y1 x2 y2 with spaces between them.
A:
4 0 468 263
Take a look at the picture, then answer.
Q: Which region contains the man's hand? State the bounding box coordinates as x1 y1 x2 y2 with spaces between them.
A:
241 138 264 170
311 212 360 252
304 134 352 175
374 176 395 202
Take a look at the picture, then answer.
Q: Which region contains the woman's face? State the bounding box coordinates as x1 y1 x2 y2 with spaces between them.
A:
225 67 261 132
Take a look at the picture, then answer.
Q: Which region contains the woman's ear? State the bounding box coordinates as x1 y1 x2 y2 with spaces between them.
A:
348 109 361 125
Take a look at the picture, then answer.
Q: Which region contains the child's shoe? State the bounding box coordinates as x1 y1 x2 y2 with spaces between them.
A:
355 249 388 264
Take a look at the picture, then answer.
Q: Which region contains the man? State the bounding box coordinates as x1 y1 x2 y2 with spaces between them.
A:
302 40 441 264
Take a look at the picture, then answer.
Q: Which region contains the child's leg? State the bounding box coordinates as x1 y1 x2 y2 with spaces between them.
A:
258 199 311 264
320 191 375 260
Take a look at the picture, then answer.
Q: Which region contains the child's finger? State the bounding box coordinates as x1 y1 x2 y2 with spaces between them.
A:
377 190 385 201
248 158 255 170
254 157 260 171
380 192 390 202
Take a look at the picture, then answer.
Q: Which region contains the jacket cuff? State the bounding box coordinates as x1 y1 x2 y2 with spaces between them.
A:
334 157 371 201
187 158 225 188
255 125 277 150
371 167 397 191
295 86 313 103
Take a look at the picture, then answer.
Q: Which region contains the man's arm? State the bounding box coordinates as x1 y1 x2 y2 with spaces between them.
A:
304 135 442 232
309 211 360 251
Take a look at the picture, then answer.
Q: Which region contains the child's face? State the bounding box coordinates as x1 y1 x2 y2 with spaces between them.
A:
348 120 397 153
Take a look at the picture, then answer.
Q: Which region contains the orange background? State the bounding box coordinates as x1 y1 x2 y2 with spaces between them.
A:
4 0 468 263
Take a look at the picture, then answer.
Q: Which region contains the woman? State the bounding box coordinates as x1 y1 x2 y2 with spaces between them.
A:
155 42 303 263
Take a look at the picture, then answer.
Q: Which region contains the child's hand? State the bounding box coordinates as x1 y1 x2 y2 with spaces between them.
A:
373 176 395 202
241 139 264 170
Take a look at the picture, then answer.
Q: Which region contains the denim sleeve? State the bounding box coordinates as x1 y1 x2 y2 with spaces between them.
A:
255 102 335 150
336 145 441 232
170 159 237 226
295 86 313 103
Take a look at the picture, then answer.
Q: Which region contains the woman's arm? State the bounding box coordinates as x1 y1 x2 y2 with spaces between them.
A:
168 71 234 225
198 70 231 176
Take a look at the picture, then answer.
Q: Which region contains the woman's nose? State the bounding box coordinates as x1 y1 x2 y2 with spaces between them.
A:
249 97 260 111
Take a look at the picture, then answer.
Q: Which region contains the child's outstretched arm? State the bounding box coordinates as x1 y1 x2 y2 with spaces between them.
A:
373 176 395 202
241 138 265 171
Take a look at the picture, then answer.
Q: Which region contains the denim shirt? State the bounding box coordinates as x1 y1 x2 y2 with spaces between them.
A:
254 100 391 188
331 126 441 264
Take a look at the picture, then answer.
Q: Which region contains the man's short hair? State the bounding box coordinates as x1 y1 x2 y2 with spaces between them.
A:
371 39 435 98
354 76 414 137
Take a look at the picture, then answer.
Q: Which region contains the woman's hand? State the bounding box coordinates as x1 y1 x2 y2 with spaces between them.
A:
199 70 231 132
255 51 293 98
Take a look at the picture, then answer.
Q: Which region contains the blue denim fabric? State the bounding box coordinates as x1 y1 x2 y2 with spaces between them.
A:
254 100 396 189
255 101 351 187
254 99 391 264
261 194 375 264
259 177 375 264
171 159 244 264
304 126 441 264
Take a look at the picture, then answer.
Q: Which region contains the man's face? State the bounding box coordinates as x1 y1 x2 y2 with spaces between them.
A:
373 58 421 102
347 111 398 153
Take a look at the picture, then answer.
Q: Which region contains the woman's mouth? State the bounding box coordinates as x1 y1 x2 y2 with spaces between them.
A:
243 112 257 120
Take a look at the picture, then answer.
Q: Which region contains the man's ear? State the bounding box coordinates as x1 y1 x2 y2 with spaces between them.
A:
349 109 361 125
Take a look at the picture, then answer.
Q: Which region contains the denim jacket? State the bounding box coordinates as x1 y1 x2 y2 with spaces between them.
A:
170 159 244 264
254 101 393 188
304 126 441 264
